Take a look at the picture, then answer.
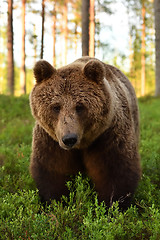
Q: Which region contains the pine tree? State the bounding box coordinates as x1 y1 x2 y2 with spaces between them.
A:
52 1 57 66
154 0 160 96
20 0 26 94
41 0 45 59
7 0 14 95
141 0 146 96
82 0 90 56
89 0 95 57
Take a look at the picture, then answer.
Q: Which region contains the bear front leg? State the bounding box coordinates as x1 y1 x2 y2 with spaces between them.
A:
84 146 141 210
30 161 69 203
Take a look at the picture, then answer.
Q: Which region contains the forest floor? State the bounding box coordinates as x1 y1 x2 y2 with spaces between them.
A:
0 94 160 239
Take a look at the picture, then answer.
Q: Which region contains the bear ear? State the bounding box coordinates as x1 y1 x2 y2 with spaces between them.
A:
83 59 105 83
33 60 56 83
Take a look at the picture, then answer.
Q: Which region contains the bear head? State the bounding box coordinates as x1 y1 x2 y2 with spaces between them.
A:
30 58 114 150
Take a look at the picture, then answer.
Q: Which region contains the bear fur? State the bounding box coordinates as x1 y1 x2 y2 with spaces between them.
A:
29 56 141 210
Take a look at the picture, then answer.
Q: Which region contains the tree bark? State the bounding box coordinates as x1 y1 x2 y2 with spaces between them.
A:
74 23 78 57
64 0 68 65
154 0 160 96
82 0 90 56
129 33 133 74
20 0 26 94
141 1 146 96
52 2 56 67
33 24 37 65
7 0 14 95
89 0 95 57
41 0 45 59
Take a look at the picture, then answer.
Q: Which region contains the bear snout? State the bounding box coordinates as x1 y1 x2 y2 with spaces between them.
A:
62 133 78 148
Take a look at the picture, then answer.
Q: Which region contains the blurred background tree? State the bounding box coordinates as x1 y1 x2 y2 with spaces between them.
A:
0 0 158 96
154 0 160 96
20 0 26 95
7 0 14 95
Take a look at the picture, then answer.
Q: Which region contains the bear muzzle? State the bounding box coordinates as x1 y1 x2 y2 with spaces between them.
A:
62 133 78 149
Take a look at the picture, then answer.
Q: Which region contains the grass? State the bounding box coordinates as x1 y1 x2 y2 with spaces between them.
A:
0 94 160 239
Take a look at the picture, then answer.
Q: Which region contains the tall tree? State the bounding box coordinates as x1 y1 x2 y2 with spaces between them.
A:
64 0 68 64
141 0 146 96
154 0 160 96
82 0 90 56
69 0 81 58
123 0 154 96
28 23 38 65
41 0 45 59
33 24 38 64
7 0 14 95
20 0 26 94
52 1 57 66
89 0 95 57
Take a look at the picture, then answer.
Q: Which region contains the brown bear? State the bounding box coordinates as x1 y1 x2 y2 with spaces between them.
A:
29 56 141 210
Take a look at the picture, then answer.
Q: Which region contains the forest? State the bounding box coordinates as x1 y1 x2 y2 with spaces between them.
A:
0 0 160 239
0 0 160 96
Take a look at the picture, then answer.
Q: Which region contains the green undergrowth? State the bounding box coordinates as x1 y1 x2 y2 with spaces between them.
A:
0 94 160 239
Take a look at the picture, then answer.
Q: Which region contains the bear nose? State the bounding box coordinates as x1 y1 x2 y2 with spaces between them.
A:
62 133 78 148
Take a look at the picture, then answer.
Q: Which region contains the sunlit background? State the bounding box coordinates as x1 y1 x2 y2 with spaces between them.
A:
0 0 156 96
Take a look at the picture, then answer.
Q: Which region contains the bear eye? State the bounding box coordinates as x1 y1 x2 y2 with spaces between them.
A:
52 104 61 113
76 103 85 113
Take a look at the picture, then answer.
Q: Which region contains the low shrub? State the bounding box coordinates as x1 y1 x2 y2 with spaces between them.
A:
0 95 160 239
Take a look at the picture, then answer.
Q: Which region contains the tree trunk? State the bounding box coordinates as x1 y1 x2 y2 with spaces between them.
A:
41 0 45 59
129 33 133 74
33 24 37 65
7 0 14 95
74 23 78 57
89 0 95 57
64 0 68 65
141 1 146 96
82 0 90 56
154 0 160 96
52 2 56 67
20 0 26 94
